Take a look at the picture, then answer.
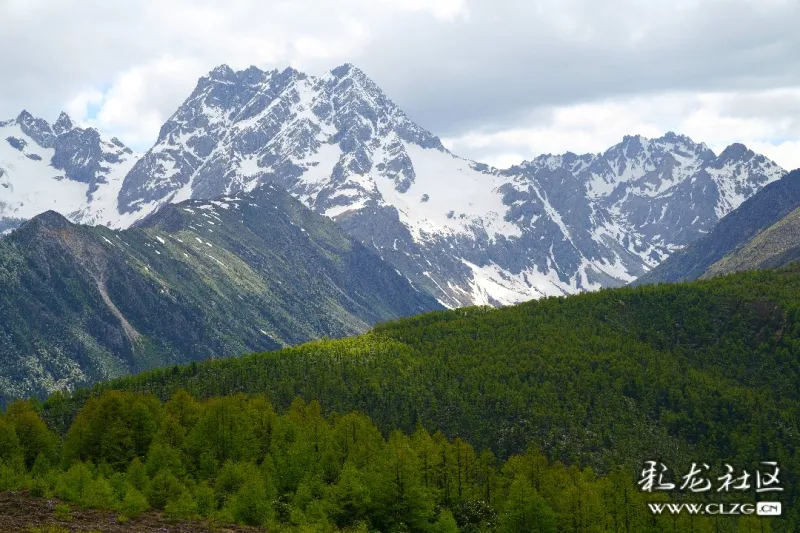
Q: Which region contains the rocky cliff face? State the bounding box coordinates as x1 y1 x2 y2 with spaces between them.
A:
633 169 800 285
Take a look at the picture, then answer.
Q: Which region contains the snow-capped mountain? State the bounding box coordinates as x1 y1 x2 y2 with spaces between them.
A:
110 63 784 305
0 111 139 233
496 133 786 293
1 64 787 306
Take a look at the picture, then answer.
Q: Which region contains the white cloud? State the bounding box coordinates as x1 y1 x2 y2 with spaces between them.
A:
444 87 800 171
378 0 470 21
443 95 677 163
290 18 372 64
69 57 207 147
65 89 105 122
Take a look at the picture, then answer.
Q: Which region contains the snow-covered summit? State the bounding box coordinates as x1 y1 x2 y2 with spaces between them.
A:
0 111 139 233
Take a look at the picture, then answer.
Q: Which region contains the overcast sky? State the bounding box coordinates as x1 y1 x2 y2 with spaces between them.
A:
2 0 799 170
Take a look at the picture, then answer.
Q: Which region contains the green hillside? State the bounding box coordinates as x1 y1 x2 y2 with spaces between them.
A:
37 263 800 529
704 204 800 278
0 184 440 405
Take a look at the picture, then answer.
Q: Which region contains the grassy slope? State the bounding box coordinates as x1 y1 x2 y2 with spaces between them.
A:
704 205 800 278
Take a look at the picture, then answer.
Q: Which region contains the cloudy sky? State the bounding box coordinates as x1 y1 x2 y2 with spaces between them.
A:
2 0 799 170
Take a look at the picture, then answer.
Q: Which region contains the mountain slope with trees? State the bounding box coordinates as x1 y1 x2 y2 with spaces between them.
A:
0 391 784 532
0 184 440 405
39 263 800 529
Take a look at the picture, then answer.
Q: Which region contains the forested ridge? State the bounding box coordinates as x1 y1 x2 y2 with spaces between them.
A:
10 263 800 530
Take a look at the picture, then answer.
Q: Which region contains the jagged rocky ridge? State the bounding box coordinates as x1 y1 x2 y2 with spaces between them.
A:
1 64 787 305
0 111 139 232
633 169 800 285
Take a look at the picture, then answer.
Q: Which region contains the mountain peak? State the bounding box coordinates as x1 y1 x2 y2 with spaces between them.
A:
622 133 645 142
53 112 76 135
17 210 73 238
720 142 749 155
208 64 237 80
237 65 272 85
325 63 393 108
16 109 35 122
655 132 715 160
35 209 71 225
14 110 56 148
615 134 646 158
330 63 358 78
660 131 689 143
272 66 304 85
329 63 376 87
717 142 754 165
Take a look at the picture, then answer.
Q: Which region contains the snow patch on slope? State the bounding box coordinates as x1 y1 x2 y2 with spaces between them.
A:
372 143 520 241
0 123 89 221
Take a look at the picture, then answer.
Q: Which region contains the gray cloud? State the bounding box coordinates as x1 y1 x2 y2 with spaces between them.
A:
716 90 800 123
1 0 798 168
357 0 800 135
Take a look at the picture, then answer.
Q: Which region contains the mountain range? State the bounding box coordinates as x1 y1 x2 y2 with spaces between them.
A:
3 61 800 531
0 110 138 233
633 168 800 285
0 63 788 306
0 185 439 404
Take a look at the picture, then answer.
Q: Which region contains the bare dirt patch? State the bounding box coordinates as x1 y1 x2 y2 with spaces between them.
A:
0 491 266 533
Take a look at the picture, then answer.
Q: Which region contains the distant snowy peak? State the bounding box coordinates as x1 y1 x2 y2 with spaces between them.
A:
508 132 785 251
116 62 445 219
708 143 784 219
14 110 59 148
3 64 787 308
322 63 444 150
0 111 139 232
516 132 716 197
53 112 76 136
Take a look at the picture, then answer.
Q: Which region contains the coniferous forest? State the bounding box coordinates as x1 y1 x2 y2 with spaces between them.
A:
2 264 800 531
0 391 786 532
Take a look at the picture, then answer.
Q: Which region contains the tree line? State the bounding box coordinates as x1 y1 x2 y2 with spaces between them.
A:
0 391 779 532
